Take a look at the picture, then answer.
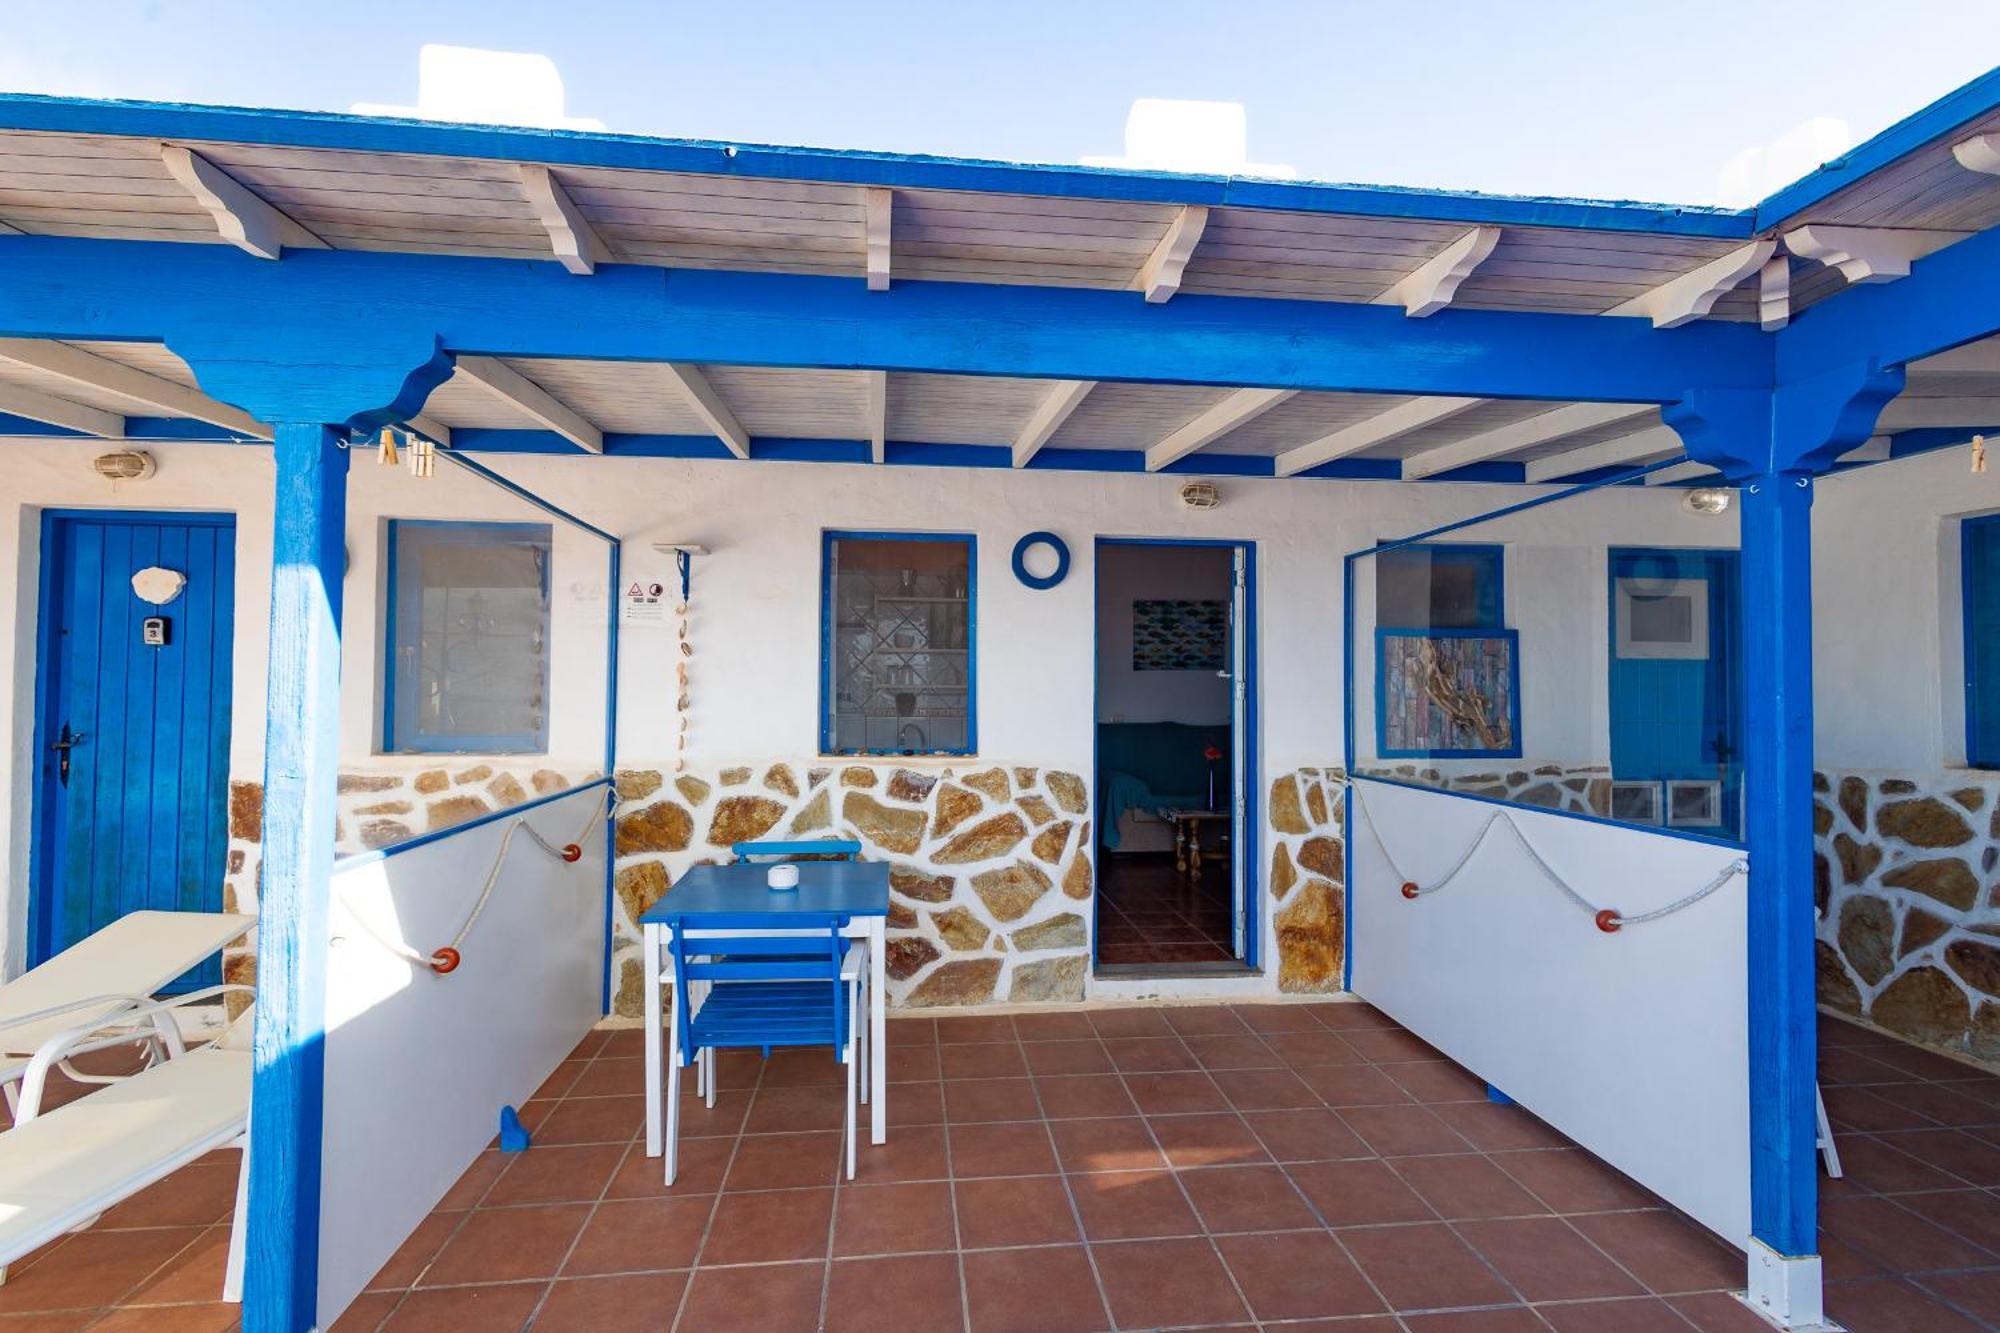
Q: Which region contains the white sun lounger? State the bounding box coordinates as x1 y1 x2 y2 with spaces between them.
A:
0 911 254 1107
0 991 253 1299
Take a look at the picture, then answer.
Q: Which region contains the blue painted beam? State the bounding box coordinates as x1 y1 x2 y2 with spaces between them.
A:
0 237 1774 410
0 94 1752 239
246 423 348 1332
1779 223 2000 383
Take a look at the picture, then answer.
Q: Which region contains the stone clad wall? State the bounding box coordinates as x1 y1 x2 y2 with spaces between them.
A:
1357 762 1613 818
1815 768 2000 1062
1269 767 1347 992
607 762 1092 1016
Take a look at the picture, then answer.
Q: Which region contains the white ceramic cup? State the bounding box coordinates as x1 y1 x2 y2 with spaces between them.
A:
767 863 801 890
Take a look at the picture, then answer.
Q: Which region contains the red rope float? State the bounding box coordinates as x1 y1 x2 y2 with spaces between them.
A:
561 843 583 863
1400 881 1420 899
1594 910 1621 933
429 946 462 974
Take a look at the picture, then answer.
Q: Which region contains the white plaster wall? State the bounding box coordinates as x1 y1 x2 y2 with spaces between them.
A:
1812 449 2000 773
0 436 1740 978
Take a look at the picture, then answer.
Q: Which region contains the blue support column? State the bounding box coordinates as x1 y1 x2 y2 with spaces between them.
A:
1668 362 1900 1326
1738 468 1819 1258
246 423 349 1333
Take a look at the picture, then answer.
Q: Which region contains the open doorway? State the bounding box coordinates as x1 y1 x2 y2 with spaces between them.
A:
1093 539 1254 972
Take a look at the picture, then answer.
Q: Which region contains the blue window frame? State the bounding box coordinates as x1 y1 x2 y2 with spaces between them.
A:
384 519 553 754
821 531 977 756
1375 542 1504 630
1965 516 2000 767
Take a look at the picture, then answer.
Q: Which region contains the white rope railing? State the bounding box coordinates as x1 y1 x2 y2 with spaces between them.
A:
1352 785 1747 932
342 786 614 974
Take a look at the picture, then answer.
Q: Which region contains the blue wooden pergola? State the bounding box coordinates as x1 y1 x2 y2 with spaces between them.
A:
2 68 1999 1329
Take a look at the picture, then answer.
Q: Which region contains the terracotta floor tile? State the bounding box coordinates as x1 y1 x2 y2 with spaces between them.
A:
1339 1104 1473 1157
1339 1221 1516 1312
1398 1307 1550 1330
1088 1007 1176 1039
948 1120 1059 1178
852 1123 951 1183
1665 1289 1782 1331
1287 1158 1438 1227
1148 1112 1270 1169
1122 1070 1229 1115
700 1187 834 1265
676 1260 825 1332
1822 1084 1942 1133
1102 1036 1201 1074
1822 1194 2000 1272
758 1048 847 1088
1092 1236 1249 1328
832 1181 955 1256
1455 1216 1644 1302
532 1271 688 1332
567 1056 644 1098
1311 1001 1400 1030
1023 1039 1113 1077
954 1174 1080 1247
1068 1168 1202 1241
1568 1210 1745 1295
484 1143 627 1207
1179 1163 1318 1233
329 1289 401 1330
723 1131 841 1191
611 1137 729 1197
1823 1276 1991 1331
0 1227 208 1314
935 1014 1019 1044
1184 1035 1287 1070
943 1077 1042 1123
98 1162 240 1230
1492 1148 1657 1213
1341 1027 1444 1063
1260 1029 1369 1066
116 1226 235 1309
824 1253 963 1333
1392 1154 1549 1221
1297 1062 1418 1107
942 1041 1029 1080
419 1204 591 1286
1432 1101 1569 1152
561 1195 710 1274
1221 1066 1323 1111
1233 1003 1331 1035
887 1079 946 1127
381 1281 546 1331
1387 1060 1490 1104
439 1151 509 1210
1013 1010 1098 1041
1034 1075 1137 1120
1051 1116 1168 1174
1876 1126 2000 1186
888 1043 941 1082
744 1084 848 1134
669 1091 752 1138
961 1245 1109 1333
530 1097 644 1146
1214 1228 1385 1321
1164 1005 1251 1037
1912 1268 2000 1324
1833 1134 1976 1193
1895 1187 2000 1252
366 1209 464 1290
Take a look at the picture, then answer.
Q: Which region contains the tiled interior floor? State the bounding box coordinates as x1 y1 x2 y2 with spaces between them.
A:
8 1004 2000 1329
1095 852 1236 967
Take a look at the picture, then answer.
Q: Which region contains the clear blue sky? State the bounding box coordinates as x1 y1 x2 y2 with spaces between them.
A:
3 2 1996 206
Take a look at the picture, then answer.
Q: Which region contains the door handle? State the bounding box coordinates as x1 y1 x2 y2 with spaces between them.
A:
50 724 85 788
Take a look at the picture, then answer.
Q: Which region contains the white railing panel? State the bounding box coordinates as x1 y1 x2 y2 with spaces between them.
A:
315 785 608 1328
1349 777 1750 1246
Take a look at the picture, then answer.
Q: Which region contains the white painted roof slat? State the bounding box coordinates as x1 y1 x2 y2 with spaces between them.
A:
0 163 191 195
1507 410 1667 463
699 365 874 438
586 207 861 244
259 190 539 227
64 340 201 385
564 189 863 231
1043 382 1236 451
420 372 549 430
554 164 866 208
1198 390 1417 456
0 222 221 246
1792 105 2000 229
897 204 1173 247
493 358 711 436
892 256 1142 289
308 234 547 262
894 187 1180 227
0 130 161 161
0 361 138 418
889 371 1058 445
602 241 859 276
1367 398 1557 459
196 140 522 183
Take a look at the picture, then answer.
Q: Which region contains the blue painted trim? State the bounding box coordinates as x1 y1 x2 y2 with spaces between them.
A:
1339 783 1354 992
498 1105 531 1153
1960 510 1992 764
0 93 1752 239
1353 773 1748 851
1011 532 1070 590
732 839 863 861
1354 457 1688 564
27 508 238 976
819 530 978 758
383 519 554 754
1755 65 2000 228
333 777 615 871
602 537 621 1016
1486 1083 1517 1106
1374 627 1523 759
246 423 348 1333
1777 221 2000 384
1092 536 1262 971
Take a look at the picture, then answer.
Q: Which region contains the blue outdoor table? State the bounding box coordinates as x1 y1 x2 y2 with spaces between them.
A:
638 860 890 1154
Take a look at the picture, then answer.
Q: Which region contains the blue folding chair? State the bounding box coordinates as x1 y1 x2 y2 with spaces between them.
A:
664 912 864 1183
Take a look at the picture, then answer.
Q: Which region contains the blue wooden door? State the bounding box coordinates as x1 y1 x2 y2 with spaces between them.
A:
1608 548 1742 837
33 512 236 988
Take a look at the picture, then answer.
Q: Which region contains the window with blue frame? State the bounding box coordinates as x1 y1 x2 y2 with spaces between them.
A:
1965 516 2000 768
822 532 975 755
1373 543 1516 759
386 520 553 754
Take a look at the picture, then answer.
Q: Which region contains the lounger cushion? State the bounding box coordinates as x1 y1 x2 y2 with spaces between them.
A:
0 1046 249 1266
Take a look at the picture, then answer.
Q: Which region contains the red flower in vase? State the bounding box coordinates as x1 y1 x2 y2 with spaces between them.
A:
1202 744 1223 761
